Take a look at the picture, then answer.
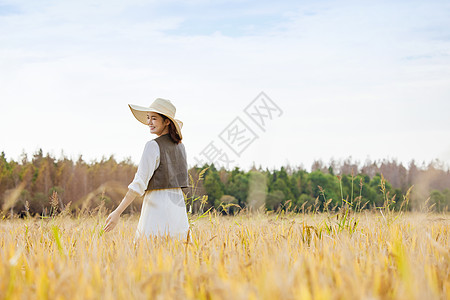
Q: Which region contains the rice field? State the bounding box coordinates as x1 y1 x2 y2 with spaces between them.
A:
0 211 449 300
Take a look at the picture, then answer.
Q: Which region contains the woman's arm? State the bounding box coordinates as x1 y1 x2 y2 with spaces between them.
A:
103 140 159 233
103 189 139 232
114 188 139 215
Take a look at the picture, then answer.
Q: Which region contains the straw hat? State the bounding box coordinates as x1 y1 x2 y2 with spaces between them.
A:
128 98 183 139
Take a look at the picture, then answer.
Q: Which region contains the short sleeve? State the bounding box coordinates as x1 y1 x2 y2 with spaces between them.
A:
128 140 160 196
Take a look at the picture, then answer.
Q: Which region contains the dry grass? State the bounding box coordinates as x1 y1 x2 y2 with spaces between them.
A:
0 212 449 300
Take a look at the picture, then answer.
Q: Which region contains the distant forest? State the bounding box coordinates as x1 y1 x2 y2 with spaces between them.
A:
1 149 449 217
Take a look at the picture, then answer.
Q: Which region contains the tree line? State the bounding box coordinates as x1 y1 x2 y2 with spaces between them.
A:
1 150 449 217
196 158 449 213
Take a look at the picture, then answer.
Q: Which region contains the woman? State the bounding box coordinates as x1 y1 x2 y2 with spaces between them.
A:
103 98 190 241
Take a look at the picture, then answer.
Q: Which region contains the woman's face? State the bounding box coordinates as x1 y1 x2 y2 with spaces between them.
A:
147 112 170 136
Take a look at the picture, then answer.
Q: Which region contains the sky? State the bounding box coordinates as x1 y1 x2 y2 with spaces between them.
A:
1 0 449 171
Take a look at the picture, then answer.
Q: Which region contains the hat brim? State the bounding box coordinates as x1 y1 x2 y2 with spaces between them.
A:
128 104 183 139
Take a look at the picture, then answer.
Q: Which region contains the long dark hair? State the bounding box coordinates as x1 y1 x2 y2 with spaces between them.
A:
158 113 182 144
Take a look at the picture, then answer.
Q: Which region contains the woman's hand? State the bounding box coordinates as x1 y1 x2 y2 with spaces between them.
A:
103 210 121 232
103 189 138 233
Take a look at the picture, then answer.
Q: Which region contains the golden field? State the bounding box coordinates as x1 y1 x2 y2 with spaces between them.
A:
0 211 449 300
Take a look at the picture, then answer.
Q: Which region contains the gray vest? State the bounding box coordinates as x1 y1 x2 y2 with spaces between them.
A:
146 134 189 191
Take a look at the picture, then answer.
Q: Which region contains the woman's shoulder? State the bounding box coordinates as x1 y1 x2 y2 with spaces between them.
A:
143 139 160 153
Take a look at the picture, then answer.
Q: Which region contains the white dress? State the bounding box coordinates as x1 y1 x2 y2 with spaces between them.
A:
128 139 190 241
